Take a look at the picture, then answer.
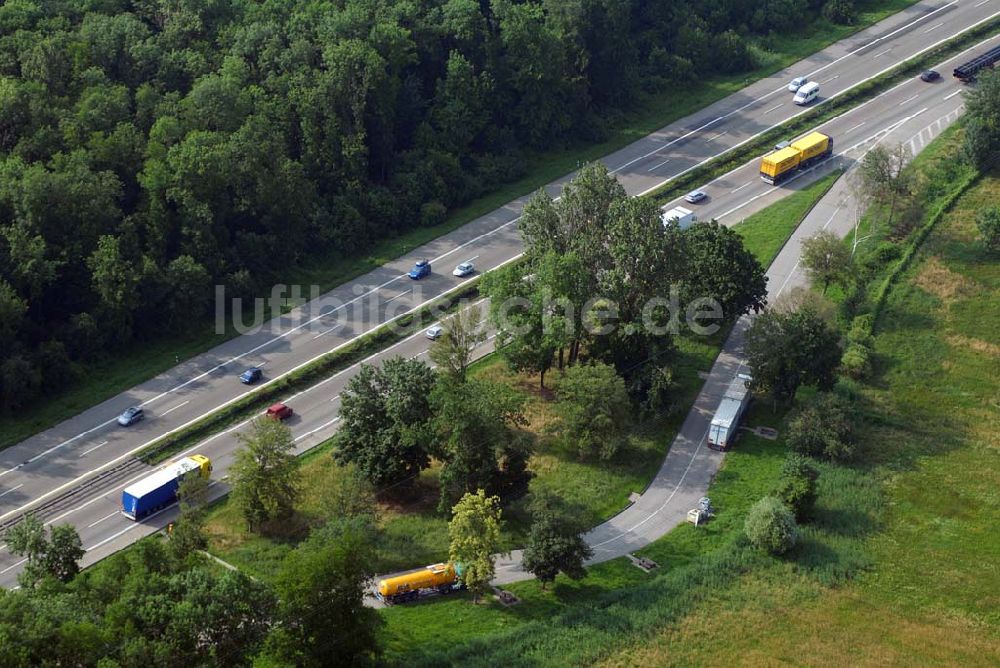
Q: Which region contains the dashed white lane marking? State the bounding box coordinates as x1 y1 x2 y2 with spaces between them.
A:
763 103 783 114
731 182 753 194
923 22 944 33
312 324 342 339
846 121 866 133
873 47 893 58
646 158 671 172
899 94 919 106
0 558 27 574
87 511 119 528
944 89 962 100
160 401 190 417
80 441 109 457
0 485 23 499
384 288 411 304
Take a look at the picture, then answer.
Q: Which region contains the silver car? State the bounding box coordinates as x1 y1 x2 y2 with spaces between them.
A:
453 262 475 277
117 406 144 427
684 190 707 204
788 76 807 92
426 325 444 340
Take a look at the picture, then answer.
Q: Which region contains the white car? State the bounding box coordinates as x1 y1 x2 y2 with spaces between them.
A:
426 325 444 340
683 190 707 204
453 262 475 277
787 76 808 93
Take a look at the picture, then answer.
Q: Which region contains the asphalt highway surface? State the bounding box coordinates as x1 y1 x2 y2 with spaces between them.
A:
0 0 997 586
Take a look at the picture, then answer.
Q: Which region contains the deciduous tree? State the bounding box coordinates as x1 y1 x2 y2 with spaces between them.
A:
433 378 530 511
232 417 300 532
786 392 859 462
429 305 487 383
266 523 380 666
334 358 436 488
448 490 503 603
552 362 630 461
745 307 841 405
800 230 852 294
522 493 593 589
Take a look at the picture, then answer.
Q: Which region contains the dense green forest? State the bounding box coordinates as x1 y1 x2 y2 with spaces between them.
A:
0 0 856 411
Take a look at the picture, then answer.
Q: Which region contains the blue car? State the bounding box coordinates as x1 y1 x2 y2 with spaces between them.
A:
240 367 263 384
408 260 431 280
117 406 144 427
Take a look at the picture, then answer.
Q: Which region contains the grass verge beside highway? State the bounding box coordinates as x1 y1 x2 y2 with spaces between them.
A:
136 280 484 466
648 16 1000 208
197 172 836 583
0 0 920 452
382 122 1000 666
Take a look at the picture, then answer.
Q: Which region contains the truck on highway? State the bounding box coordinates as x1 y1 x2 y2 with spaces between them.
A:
759 131 833 185
661 206 698 229
121 454 212 520
953 44 1000 82
707 374 752 451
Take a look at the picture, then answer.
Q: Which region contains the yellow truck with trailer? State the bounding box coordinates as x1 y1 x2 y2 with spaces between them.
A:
759 132 833 184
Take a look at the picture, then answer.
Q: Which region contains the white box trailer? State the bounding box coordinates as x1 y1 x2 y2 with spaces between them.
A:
661 206 697 230
707 374 752 451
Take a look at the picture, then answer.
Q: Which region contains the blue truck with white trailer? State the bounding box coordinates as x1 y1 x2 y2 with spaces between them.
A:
121 455 212 520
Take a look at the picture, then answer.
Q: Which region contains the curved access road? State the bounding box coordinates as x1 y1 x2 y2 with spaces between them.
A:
0 1 995 586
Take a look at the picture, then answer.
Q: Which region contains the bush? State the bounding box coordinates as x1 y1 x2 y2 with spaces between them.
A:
848 313 874 342
774 454 819 521
823 0 857 24
975 206 1000 252
420 201 447 227
744 496 799 555
786 392 859 462
840 342 873 379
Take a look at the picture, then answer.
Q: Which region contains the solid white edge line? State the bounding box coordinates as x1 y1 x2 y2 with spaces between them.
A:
4 4 999 528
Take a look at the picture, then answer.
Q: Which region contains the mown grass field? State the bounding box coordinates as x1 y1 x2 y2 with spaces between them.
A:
0 0 917 452
735 170 841 265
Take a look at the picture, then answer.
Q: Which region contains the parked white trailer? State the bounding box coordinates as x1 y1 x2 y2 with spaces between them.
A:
707 374 752 451
661 206 698 230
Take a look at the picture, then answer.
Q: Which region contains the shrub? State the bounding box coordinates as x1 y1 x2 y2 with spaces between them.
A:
786 392 859 462
823 0 857 24
774 454 819 521
975 206 1000 252
744 496 799 555
420 201 447 227
840 342 873 380
848 313 874 342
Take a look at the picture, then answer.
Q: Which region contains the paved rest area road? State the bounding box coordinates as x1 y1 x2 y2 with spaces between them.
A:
0 0 996 586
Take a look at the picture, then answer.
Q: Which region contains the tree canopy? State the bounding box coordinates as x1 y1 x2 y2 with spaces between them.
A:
745 307 841 404
0 0 851 413
333 357 436 489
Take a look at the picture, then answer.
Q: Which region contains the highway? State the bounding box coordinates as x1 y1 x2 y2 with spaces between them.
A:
0 0 997 586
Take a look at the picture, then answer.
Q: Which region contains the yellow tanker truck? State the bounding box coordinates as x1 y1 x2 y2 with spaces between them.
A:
376 563 464 604
759 132 833 185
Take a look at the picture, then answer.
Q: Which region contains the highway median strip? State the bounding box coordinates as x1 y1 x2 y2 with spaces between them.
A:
136 279 490 467
647 14 1000 207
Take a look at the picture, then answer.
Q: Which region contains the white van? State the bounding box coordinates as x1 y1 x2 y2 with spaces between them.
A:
662 206 697 230
793 81 819 105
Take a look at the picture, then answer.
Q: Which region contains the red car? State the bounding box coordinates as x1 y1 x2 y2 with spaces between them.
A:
265 402 293 420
